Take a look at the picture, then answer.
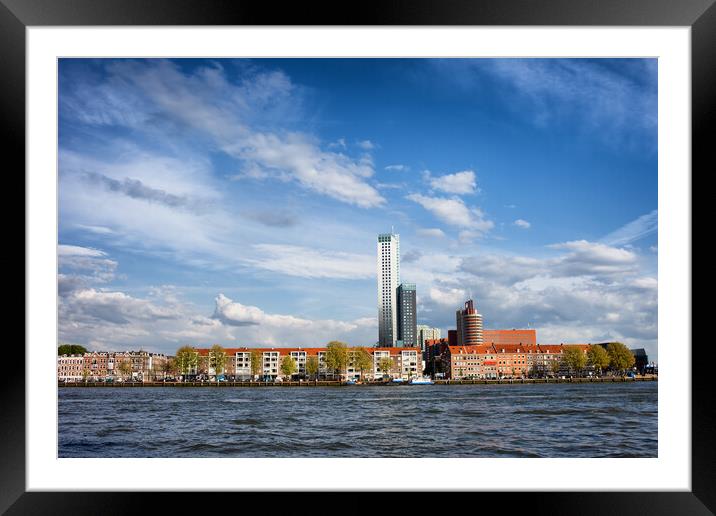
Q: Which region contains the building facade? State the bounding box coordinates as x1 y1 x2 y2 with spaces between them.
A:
67 351 168 382
417 325 441 357
456 299 484 346
57 354 85 382
195 346 422 381
430 342 591 380
377 232 400 346
483 329 537 346
397 283 417 347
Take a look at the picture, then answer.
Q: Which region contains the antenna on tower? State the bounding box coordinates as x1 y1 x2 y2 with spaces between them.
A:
391 225 394 234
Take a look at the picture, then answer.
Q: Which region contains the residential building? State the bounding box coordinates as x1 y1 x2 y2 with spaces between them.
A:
57 354 85 382
428 342 591 380
377 232 400 346
397 283 417 348
456 299 483 346
194 346 422 381
77 350 168 381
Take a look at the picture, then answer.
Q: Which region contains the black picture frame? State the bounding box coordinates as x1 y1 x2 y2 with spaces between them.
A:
5 0 708 513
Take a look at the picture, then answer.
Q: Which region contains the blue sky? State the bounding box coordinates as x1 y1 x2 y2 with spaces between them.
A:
58 58 658 359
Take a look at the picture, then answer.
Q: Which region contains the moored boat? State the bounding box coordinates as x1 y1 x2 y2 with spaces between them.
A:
408 376 434 385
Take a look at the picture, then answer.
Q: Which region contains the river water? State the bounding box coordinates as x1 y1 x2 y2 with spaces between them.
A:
58 382 657 458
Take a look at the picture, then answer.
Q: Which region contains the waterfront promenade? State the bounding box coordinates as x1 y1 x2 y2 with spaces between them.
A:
59 376 657 387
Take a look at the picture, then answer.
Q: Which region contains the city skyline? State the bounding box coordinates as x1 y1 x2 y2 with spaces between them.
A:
58 58 658 359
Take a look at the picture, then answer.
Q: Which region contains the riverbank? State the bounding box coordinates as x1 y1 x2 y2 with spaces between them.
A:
59 375 657 387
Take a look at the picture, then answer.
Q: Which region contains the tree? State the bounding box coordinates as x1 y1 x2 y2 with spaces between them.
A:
353 348 373 381
378 357 394 380
562 346 587 377
587 345 610 376
325 341 349 381
209 344 227 382
550 358 562 377
117 359 132 381
162 358 177 382
606 342 635 375
250 349 263 380
175 346 198 381
280 355 297 379
151 363 162 382
305 356 319 380
529 361 542 378
81 367 90 383
58 344 87 356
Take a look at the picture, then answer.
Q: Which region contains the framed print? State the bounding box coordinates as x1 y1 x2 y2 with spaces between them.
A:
6 0 710 513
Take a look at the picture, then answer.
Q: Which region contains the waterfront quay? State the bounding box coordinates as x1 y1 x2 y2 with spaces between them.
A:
60 375 657 387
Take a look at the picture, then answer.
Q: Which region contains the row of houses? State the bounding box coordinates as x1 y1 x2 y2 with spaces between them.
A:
57 347 422 382
425 341 591 379
57 351 169 382
57 332 650 382
193 347 421 381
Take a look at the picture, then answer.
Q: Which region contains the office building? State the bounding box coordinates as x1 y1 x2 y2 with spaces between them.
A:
417 325 441 356
377 232 400 346
397 283 417 347
456 299 484 346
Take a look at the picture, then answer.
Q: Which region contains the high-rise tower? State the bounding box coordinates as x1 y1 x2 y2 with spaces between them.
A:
377 232 400 346
456 299 484 346
397 283 417 347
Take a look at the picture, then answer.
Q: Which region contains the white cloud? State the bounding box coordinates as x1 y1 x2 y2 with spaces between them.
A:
406 193 494 234
550 240 638 277
427 286 467 307
416 228 446 238
58 244 107 258
428 170 477 195
231 131 385 208
385 164 408 172
62 60 385 209
249 244 374 279
58 244 118 290
601 209 657 246
514 219 531 229
356 140 376 150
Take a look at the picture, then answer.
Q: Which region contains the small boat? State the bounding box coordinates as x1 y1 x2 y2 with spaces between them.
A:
345 379 358 385
409 376 434 385
391 378 405 383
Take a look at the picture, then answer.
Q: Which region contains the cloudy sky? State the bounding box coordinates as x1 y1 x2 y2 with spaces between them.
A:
58 58 658 360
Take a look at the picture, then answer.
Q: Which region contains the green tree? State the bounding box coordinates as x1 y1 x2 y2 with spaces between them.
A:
117 359 132 381
58 344 87 355
562 346 587 377
378 357 394 380
325 341 349 381
81 367 90 383
305 355 319 380
587 345 610 376
529 362 542 378
250 349 263 380
175 346 198 381
209 344 227 382
162 358 177 382
550 358 562 377
280 355 297 379
353 348 373 381
606 342 635 375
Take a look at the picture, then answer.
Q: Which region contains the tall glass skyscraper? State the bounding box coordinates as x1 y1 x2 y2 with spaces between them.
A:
397 283 417 347
377 232 400 346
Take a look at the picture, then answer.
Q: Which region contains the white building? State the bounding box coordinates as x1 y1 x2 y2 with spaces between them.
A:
57 354 84 382
417 325 441 354
377 232 400 346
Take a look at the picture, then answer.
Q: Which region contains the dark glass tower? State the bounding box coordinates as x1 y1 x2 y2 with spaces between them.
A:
397 283 417 348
